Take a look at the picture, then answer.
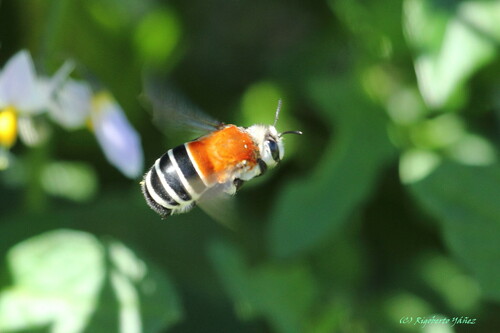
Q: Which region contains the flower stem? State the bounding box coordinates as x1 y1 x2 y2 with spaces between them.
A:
25 143 50 213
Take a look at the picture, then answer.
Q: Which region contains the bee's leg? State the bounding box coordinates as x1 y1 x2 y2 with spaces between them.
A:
233 178 244 191
221 178 244 195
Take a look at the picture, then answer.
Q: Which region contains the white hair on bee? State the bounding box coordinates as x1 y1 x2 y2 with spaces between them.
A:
246 124 283 167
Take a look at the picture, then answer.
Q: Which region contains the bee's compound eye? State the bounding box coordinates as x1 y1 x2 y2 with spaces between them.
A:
266 139 280 162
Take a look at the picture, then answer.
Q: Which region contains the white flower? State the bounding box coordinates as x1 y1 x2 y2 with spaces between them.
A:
0 50 53 151
0 50 49 114
0 50 70 151
90 92 144 178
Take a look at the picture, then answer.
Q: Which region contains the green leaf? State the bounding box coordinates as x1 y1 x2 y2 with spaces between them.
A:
133 8 181 67
240 81 284 126
0 230 182 333
84 0 151 33
209 241 316 333
410 162 500 301
268 76 395 258
40 161 98 202
0 230 105 333
404 0 500 108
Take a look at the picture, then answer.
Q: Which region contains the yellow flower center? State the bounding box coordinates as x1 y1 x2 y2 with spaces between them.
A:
87 91 113 132
0 106 18 149
92 91 113 108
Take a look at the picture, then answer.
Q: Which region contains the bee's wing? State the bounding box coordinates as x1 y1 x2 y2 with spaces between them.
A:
197 182 240 229
141 76 223 136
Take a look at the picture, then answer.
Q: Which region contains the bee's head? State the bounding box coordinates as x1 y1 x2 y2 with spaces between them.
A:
246 100 302 169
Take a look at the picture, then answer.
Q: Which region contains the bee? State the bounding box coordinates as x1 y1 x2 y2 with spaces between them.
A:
141 85 301 219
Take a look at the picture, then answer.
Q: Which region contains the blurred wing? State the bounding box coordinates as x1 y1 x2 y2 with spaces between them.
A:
197 182 240 229
141 76 223 136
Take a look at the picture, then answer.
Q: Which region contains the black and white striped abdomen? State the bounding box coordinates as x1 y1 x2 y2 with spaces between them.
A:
141 144 207 218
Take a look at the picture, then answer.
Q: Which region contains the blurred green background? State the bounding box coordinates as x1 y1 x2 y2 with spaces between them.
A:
1 0 500 332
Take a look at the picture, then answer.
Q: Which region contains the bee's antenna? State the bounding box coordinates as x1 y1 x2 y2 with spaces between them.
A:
273 99 282 127
279 130 303 137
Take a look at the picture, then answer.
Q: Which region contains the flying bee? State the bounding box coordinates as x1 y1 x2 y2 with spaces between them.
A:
141 83 302 219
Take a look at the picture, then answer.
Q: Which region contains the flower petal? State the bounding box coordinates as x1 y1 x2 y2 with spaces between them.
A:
48 79 92 129
91 93 143 178
47 60 75 93
0 50 47 113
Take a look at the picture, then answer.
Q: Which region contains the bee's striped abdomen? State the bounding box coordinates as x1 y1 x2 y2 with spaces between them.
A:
142 144 207 217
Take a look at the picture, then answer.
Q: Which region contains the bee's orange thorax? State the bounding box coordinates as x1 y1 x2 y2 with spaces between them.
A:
187 125 257 183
